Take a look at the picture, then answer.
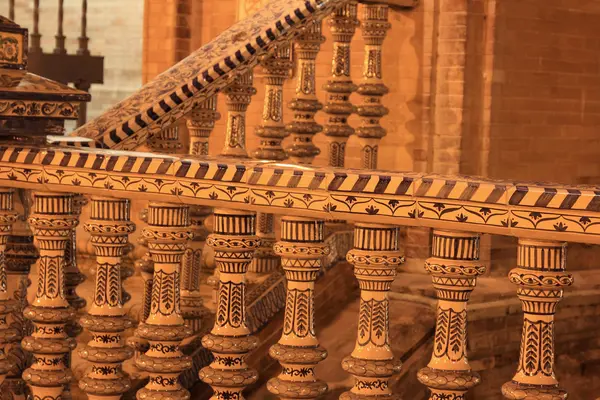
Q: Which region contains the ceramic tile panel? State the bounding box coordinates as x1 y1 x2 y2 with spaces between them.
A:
69 0 345 151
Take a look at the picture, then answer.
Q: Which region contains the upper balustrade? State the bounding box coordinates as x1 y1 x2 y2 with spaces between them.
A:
0 144 599 245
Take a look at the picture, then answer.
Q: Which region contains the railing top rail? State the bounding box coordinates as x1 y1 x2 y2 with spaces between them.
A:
67 0 342 150
2 144 600 244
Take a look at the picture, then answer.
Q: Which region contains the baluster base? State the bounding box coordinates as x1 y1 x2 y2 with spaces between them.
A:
417 367 480 400
340 356 402 400
268 343 328 399
502 381 568 400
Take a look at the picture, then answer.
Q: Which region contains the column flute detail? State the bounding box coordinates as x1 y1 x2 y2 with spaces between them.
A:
342 223 404 399
0 189 20 385
135 203 193 400
324 1 359 168
199 209 260 400
357 5 390 169
417 230 486 400
79 197 136 400
502 239 572 400
23 192 78 400
286 21 325 164
267 217 330 399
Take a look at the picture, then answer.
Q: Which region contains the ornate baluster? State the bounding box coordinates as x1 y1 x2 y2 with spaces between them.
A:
254 45 292 162
324 1 359 168
182 97 221 331
23 192 78 400
136 125 182 334
135 202 193 399
252 46 292 275
77 0 89 55
54 0 66 54
181 208 210 334
356 5 390 170
6 190 36 400
502 239 572 400
6 233 37 400
286 21 325 164
200 209 260 399
121 242 134 305
65 195 87 336
342 223 404 399
221 71 256 158
137 209 153 324
187 95 220 156
79 197 136 400
30 0 42 52
417 231 486 400
0 189 19 386
267 217 330 399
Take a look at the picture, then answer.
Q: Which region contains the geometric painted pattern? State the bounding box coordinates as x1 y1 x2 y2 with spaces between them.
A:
2 145 600 243
68 0 343 150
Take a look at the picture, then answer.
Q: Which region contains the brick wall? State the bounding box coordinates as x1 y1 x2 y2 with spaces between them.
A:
483 0 600 274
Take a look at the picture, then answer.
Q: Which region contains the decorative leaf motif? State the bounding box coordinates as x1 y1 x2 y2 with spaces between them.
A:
456 213 468 222
479 207 491 216
529 211 542 220
323 202 337 212
283 198 294 208
365 205 379 215
580 216 591 225
553 222 568 232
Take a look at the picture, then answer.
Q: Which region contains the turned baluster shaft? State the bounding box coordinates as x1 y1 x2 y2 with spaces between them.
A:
324 1 359 168
135 202 193 399
342 223 404 399
221 71 256 158
268 217 330 399
54 0 66 54
23 192 78 400
77 0 90 55
418 230 486 399
80 197 136 400
200 209 260 399
357 5 390 169
286 21 325 165
502 239 572 400
30 0 41 51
